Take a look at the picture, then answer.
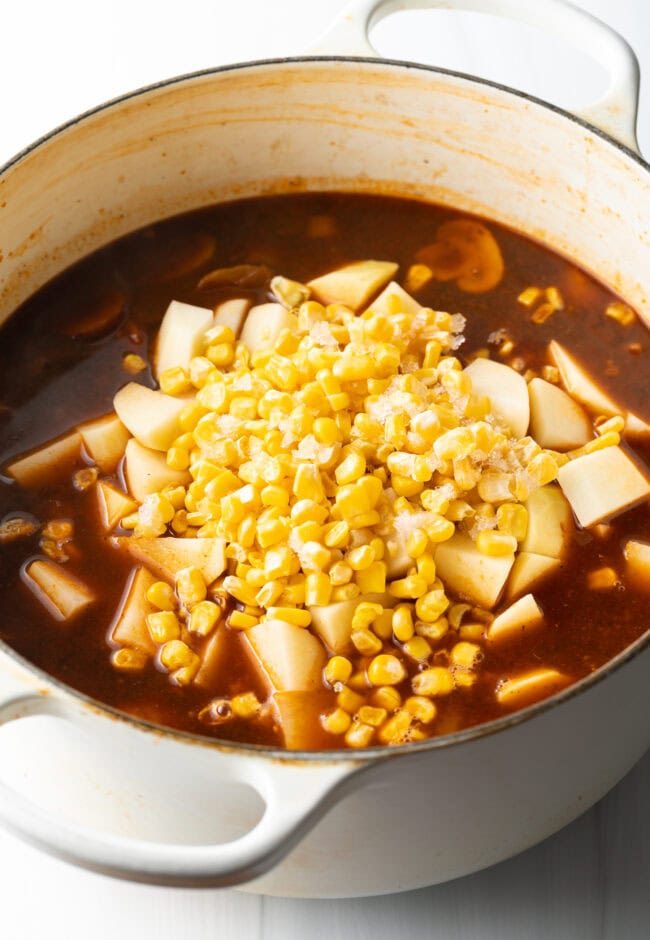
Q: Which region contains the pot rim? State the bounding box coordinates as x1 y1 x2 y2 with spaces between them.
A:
2 53 649 764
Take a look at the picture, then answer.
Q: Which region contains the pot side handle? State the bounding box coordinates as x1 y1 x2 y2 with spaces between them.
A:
309 0 641 153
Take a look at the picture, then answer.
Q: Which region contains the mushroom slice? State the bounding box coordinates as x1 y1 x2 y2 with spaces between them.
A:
308 260 398 311
557 446 650 528
197 263 272 291
24 559 95 622
416 219 504 293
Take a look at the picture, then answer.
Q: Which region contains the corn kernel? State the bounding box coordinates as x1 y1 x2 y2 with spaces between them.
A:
146 581 176 611
411 666 454 697
416 553 437 584
231 692 260 719
160 367 191 395
337 686 366 714
371 686 402 710
329 562 353 586
160 639 199 672
358 705 388 727
347 544 376 571
351 629 383 656
450 641 482 668
476 530 517 557
188 600 221 636
111 647 148 671
147 611 181 644
378 709 412 744
345 721 375 748
392 605 414 642
404 695 437 723
367 654 407 687
123 353 148 375
389 574 429 599
324 656 353 685
324 520 350 549
227 610 259 630
587 567 619 590
403 636 432 662
335 451 366 485
605 301 635 325
175 566 207 608
266 606 312 627
321 708 352 735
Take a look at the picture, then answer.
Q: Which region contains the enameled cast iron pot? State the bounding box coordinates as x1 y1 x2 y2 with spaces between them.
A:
0 0 649 897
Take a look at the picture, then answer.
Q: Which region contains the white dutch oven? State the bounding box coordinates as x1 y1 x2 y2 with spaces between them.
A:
0 0 649 897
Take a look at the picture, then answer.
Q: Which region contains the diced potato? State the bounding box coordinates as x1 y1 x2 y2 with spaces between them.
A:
365 281 421 316
97 480 138 531
433 532 515 609
623 539 650 590
624 411 650 440
464 358 529 438
154 300 213 379
548 341 619 416
507 551 561 599
5 430 81 487
239 303 298 353
557 446 650 527
308 261 398 311
528 378 592 451
194 624 230 689
310 592 393 654
123 438 190 502
243 620 327 692
78 413 130 473
496 668 570 706
115 535 226 586
110 566 158 655
521 485 573 559
273 690 334 749
487 593 544 643
113 383 188 451
24 559 95 621
213 298 250 337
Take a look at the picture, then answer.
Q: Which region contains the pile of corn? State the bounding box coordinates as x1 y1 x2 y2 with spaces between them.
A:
124 277 574 746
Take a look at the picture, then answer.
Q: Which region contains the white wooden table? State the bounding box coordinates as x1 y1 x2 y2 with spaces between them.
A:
1 2 649 936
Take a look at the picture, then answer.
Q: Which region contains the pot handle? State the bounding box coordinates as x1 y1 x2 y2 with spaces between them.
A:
0 652 362 887
309 0 641 153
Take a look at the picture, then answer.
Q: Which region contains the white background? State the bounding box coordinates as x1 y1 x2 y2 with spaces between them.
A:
1 1 649 937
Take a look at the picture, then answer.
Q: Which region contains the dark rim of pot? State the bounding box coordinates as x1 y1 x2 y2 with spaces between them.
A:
1 54 649 764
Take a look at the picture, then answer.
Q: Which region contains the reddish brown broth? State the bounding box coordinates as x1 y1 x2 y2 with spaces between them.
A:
0 192 649 748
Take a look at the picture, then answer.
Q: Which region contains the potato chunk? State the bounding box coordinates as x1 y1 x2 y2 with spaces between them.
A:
623 539 650 590
507 551 561 599
239 303 298 353
97 481 138 531
154 300 213 379
123 438 190 502
310 592 393 654
213 298 250 337
243 620 326 692
114 383 188 451
521 485 573 559
308 261 398 311
194 624 230 689
487 594 544 643
433 532 514 609
365 281 421 316
24 559 95 621
557 446 650 527
464 358 529 438
624 411 650 440
5 430 81 487
110 566 158 655
528 378 592 451
78 413 130 473
548 341 619 416
273 690 333 749
116 535 226 586
496 668 570 707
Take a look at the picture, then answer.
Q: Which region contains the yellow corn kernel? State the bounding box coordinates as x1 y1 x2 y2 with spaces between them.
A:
175 566 207 608
414 617 449 642
293 521 323 545
324 655 353 685
230 692 260 719
120 512 139 530
337 686 366 714
433 427 476 461
188 600 221 636
404 695 437 724
347 544 376 571
304 572 332 607
329 562 353 586
147 611 181 644
166 446 190 471
111 647 148 671
293 464 325 502
392 605 414 642
358 705 388 728
527 452 559 486
587 567 618 590
335 451 366 485
227 610 259 630
416 553 437 584
518 286 542 307
404 263 433 293
348 670 370 692
345 720 375 748
351 629 383 656
255 580 285 608
605 301 635 326
146 581 176 611
321 707 352 735
378 709 412 744
389 574 429 600
450 641 482 668
406 528 429 558
391 474 424 497
411 666 454 697
414 588 449 623
299 541 331 572
476 530 518 557
367 654 407 687
264 546 300 580
266 606 312 627
313 417 340 445
351 602 384 631
402 636 432 662
279 580 307 606
595 415 625 436
371 686 402 710
255 516 290 549
260 484 290 508
324 520 350 549
160 639 200 673
496 503 528 541
348 510 381 529
160 367 191 395
223 575 261 606
123 353 148 375
291 499 329 525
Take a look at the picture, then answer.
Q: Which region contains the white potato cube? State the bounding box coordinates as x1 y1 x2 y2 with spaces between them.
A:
110 566 158 654
24 559 95 622
123 439 190 502
116 535 226 586
243 620 326 692
273 690 333 749
624 411 650 440
194 624 230 689
213 298 250 337
96 481 138 531
113 383 188 451
78 413 130 473
239 303 298 353
548 341 619 416
507 551 561 599
5 430 81 487
310 592 393 654
154 300 213 379
623 539 650 590
557 445 650 527
308 260 398 311
464 358 529 438
365 281 421 316
433 532 515 609
521 485 573 559
496 668 570 706
528 378 592 451
487 593 544 643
